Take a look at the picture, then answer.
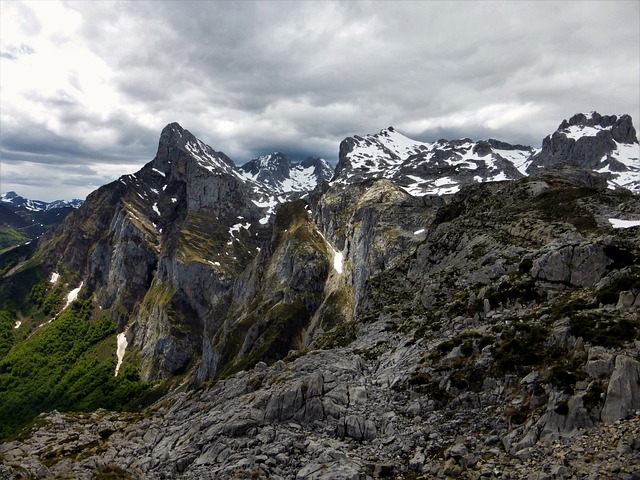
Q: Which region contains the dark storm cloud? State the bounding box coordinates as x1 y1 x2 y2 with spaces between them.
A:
1 120 157 166
1 0 638 201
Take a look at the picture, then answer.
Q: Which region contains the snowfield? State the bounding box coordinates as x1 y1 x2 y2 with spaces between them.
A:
609 218 640 229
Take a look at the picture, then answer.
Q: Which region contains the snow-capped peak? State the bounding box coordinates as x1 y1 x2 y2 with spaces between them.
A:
333 128 533 196
0 191 84 211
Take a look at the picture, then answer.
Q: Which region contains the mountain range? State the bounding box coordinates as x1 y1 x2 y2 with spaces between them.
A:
0 112 639 479
0 192 84 250
0 191 85 212
334 112 639 195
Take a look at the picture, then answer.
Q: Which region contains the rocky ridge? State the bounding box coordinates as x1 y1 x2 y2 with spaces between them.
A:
527 113 639 193
334 113 639 195
1 113 640 479
3 168 640 479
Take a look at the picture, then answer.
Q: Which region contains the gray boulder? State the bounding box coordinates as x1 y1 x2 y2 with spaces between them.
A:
602 355 640 424
531 243 609 287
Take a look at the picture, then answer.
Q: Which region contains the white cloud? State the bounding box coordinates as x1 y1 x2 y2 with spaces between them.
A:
0 0 638 201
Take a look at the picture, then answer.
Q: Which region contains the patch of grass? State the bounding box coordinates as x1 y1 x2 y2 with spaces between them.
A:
92 464 138 480
318 319 357 349
569 313 638 347
549 297 594 320
486 278 540 309
407 372 451 408
0 228 29 251
449 366 486 392
548 361 587 395
429 331 481 360
596 271 640 305
532 187 599 232
492 322 559 374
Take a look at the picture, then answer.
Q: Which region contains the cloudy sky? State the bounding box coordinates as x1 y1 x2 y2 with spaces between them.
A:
1 0 638 201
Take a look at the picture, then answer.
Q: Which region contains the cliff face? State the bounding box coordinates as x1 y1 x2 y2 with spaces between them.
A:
30 130 445 383
35 123 272 381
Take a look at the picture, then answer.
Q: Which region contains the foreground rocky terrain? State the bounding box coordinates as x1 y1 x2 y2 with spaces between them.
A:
1 113 639 479
3 169 640 479
2 343 639 480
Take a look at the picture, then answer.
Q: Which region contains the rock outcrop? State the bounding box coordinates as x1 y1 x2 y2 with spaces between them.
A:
527 112 640 192
602 355 640 424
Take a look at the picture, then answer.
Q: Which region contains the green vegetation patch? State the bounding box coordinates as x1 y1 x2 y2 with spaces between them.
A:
0 298 150 440
179 212 229 263
492 321 561 374
273 199 309 234
138 281 177 317
486 278 540 309
317 317 358 350
30 280 65 315
407 371 451 408
569 313 638 347
549 297 594 320
0 227 29 251
0 308 15 359
0 256 45 316
531 187 599 232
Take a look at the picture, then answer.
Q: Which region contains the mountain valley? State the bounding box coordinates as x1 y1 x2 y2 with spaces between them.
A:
1 112 639 479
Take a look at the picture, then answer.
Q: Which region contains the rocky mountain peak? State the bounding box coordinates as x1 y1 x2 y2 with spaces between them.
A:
557 112 637 144
527 112 639 191
0 191 19 201
300 156 334 180
559 112 638 142
159 121 189 145
238 153 332 197
153 122 236 177
240 152 291 177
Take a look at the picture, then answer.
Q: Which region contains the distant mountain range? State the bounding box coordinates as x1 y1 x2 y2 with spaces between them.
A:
0 191 84 211
2 112 637 251
0 192 84 250
4 110 638 209
334 112 639 195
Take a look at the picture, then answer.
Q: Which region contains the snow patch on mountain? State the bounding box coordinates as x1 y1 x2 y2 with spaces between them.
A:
115 330 128 377
333 250 344 274
64 283 83 309
561 124 605 140
609 218 640 229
